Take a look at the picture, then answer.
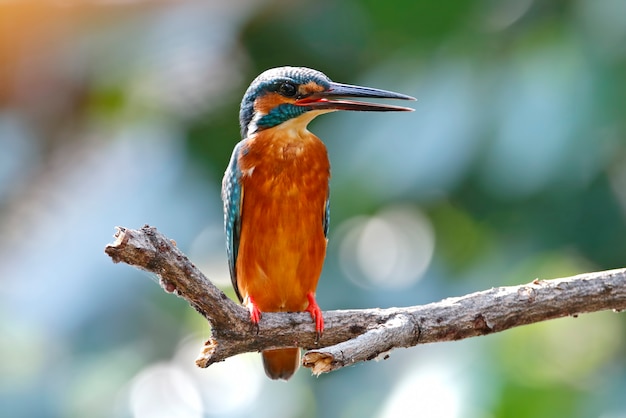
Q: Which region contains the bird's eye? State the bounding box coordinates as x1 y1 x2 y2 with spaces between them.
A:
278 82 297 97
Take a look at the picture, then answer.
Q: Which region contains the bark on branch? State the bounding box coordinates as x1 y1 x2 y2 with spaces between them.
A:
104 225 626 375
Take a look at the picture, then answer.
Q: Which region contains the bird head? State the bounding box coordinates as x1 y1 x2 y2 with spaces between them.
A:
239 66 415 138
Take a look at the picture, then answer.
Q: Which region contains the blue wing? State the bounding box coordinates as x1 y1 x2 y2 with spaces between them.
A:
323 187 330 238
222 142 244 302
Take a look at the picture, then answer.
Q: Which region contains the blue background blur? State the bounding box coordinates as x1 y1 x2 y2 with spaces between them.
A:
1 1 626 417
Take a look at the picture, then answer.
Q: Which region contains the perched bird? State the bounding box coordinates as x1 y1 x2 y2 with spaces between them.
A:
222 66 414 380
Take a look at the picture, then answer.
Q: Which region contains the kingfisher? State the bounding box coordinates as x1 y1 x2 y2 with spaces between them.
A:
222 66 414 380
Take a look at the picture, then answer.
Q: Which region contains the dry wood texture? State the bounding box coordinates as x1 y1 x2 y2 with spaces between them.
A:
105 225 626 375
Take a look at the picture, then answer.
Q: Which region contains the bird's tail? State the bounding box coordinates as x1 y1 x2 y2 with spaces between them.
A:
262 347 300 380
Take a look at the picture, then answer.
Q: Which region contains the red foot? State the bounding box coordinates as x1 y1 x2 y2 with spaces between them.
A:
245 295 262 324
305 292 324 334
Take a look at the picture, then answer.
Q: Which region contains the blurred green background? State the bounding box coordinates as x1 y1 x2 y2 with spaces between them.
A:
1 0 625 417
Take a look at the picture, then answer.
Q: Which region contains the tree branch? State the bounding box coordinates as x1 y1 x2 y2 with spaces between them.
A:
104 225 626 375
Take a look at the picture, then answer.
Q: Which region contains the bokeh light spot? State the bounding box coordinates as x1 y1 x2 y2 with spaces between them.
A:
339 205 435 289
129 363 203 418
378 365 462 418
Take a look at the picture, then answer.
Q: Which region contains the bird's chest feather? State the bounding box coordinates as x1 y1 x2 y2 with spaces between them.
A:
235 130 330 309
239 131 330 200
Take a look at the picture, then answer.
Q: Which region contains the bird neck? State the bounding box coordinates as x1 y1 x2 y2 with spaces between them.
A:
244 108 333 139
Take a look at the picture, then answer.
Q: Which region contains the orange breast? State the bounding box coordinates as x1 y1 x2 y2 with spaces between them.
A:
236 129 330 313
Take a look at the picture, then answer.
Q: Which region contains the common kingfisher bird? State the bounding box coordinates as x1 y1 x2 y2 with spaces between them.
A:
222 66 414 380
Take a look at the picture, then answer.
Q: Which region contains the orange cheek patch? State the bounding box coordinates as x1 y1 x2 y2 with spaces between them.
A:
254 93 294 114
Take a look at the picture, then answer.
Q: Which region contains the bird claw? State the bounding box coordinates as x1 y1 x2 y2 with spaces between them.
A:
305 292 324 342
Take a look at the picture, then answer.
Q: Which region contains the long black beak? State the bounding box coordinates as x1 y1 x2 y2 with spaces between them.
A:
296 81 416 112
